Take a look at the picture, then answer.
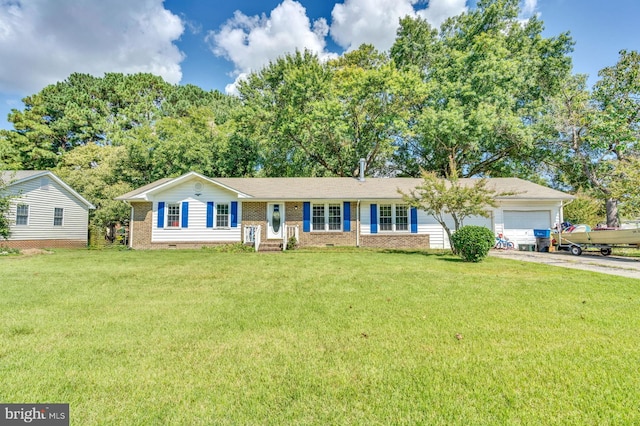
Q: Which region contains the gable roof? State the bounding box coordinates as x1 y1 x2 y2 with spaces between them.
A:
115 171 252 201
1 170 96 209
116 173 573 202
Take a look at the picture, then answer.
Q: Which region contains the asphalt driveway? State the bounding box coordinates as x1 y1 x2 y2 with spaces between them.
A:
489 249 640 280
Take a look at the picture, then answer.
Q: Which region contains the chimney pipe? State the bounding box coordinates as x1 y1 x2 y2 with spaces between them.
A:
359 158 366 181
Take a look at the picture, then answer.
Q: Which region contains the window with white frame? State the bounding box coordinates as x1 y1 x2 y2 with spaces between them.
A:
312 204 325 231
16 204 29 225
53 208 64 226
312 203 342 231
328 204 341 230
167 203 180 228
216 203 229 227
379 204 393 231
395 204 409 231
379 204 409 232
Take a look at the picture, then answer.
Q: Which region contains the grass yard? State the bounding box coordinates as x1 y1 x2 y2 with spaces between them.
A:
1 248 639 425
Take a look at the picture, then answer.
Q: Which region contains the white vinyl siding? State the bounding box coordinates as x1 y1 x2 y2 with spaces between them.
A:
152 180 241 243
361 202 492 249
6 177 89 242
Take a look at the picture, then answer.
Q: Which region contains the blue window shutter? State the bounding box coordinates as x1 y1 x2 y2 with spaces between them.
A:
411 207 418 234
206 202 214 228
303 202 311 232
343 202 351 232
231 202 238 228
182 202 189 228
157 202 165 228
370 204 378 234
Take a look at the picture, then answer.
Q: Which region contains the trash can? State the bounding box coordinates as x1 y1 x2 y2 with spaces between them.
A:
534 229 551 252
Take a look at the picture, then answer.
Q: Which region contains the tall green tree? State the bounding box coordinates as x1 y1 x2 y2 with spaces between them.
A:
547 51 640 226
1 72 246 231
390 0 573 178
54 144 133 231
237 46 423 177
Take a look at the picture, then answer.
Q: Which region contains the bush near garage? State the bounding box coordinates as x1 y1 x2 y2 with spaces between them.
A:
452 225 495 262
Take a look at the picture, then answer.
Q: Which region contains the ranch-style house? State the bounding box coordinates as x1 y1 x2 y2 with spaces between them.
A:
116 170 573 251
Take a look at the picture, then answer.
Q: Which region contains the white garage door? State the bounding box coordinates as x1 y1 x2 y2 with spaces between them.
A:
503 210 551 243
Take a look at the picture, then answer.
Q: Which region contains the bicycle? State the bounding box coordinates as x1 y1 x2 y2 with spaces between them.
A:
494 234 515 250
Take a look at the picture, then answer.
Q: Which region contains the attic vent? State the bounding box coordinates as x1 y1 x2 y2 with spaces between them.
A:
40 177 50 190
194 182 203 192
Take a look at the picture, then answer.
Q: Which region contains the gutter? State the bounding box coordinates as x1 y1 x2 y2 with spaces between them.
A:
356 199 361 247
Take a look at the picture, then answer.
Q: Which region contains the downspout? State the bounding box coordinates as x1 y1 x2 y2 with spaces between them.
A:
356 199 361 247
128 203 134 249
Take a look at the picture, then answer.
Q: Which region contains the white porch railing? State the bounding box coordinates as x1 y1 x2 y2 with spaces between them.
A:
244 225 261 252
283 224 299 251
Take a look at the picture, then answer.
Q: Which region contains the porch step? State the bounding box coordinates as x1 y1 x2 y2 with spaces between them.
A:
258 240 283 252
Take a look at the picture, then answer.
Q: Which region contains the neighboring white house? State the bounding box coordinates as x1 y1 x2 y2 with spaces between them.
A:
116 171 574 251
1 171 95 249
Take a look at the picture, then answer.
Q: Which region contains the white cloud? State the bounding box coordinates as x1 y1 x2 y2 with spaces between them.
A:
416 0 467 29
330 0 417 52
0 0 184 94
207 0 335 94
521 0 537 16
330 0 467 52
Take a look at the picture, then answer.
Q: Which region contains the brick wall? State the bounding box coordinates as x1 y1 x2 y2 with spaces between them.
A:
360 234 430 249
2 239 88 249
242 202 268 241
286 202 357 247
129 200 431 250
130 202 153 249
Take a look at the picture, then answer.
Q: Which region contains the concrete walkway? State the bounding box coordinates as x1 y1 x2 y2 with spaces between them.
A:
489 249 640 280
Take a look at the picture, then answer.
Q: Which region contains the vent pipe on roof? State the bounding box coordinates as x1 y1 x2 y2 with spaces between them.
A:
359 158 366 181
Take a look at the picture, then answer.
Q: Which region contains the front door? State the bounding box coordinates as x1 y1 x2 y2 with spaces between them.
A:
267 203 284 239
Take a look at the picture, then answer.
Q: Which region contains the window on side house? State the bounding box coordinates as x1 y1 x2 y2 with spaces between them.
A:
379 204 409 232
328 204 341 230
53 207 64 226
312 203 342 232
379 204 393 231
312 204 325 231
395 204 409 231
16 204 29 225
216 203 229 227
167 203 180 228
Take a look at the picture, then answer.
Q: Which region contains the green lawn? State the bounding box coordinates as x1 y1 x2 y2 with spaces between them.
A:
1 248 639 425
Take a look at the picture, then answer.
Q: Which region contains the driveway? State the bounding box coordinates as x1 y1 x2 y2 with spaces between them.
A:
489 249 640 280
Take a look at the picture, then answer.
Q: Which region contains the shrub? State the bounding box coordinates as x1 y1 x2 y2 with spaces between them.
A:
0 245 20 255
287 236 298 250
451 225 495 262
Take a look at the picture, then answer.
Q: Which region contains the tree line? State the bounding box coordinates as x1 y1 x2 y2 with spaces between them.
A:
0 0 638 231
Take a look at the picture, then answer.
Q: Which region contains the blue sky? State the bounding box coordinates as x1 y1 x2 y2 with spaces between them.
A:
0 0 638 130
